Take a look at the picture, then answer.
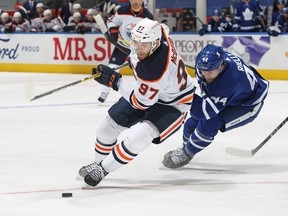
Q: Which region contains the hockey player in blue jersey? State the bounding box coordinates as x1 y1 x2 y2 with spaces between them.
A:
271 0 286 26
233 0 264 32
198 9 232 36
276 7 288 32
162 44 269 169
268 6 288 36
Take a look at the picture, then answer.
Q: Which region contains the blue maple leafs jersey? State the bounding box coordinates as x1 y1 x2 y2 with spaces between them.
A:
234 0 263 31
195 52 269 120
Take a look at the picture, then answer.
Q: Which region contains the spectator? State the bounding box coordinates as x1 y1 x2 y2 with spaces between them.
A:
233 0 264 32
198 9 232 36
272 0 286 25
0 12 12 33
31 3 45 32
5 12 31 33
22 0 39 20
41 9 65 32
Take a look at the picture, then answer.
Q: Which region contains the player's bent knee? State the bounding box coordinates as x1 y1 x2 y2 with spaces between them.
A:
96 115 126 144
124 121 159 154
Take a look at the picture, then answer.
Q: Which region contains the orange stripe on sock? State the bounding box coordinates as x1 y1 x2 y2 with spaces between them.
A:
95 143 114 152
116 144 133 161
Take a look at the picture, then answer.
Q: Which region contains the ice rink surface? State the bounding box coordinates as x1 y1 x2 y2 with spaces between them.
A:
0 72 287 216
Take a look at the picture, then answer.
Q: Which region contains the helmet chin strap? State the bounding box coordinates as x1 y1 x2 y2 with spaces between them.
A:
149 39 160 56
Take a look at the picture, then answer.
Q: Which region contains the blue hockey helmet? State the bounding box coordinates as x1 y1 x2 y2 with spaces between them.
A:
197 44 225 72
212 9 221 17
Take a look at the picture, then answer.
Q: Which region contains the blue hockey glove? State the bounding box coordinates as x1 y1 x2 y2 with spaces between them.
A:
267 26 281 37
232 24 240 32
92 64 122 91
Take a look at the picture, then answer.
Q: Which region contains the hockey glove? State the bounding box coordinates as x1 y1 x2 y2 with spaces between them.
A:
45 28 56 32
92 64 122 91
108 26 119 43
232 24 240 32
267 26 281 37
63 25 76 32
198 27 206 36
76 25 87 34
4 25 15 33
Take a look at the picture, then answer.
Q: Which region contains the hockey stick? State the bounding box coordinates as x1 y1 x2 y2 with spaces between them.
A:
226 116 288 157
191 10 205 26
94 14 195 70
26 62 129 101
94 14 131 55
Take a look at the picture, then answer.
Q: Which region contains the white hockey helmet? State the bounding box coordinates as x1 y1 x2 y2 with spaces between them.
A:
73 3 81 12
13 12 22 19
1 12 9 19
44 9 52 16
36 3 44 8
131 18 162 55
73 12 81 18
87 8 97 16
13 11 22 20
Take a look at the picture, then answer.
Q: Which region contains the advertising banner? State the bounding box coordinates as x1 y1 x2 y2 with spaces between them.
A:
0 33 287 79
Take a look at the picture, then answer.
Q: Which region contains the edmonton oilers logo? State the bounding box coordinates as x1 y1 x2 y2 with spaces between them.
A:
125 23 136 39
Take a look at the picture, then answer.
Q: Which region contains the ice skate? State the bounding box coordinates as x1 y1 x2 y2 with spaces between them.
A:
84 163 108 186
98 92 109 103
78 162 99 177
162 147 194 169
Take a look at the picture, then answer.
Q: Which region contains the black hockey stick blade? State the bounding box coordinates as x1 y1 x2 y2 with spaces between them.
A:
226 116 288 157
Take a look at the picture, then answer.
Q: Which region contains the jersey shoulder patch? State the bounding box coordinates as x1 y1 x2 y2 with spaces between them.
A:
135 43 169 82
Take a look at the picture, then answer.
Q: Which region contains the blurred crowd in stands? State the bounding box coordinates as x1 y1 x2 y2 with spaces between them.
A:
0 0 287 36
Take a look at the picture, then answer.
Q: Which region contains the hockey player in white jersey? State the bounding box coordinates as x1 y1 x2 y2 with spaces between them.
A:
78 18 196 186
41 9 66 32
5 12 31 33
31 3 44 32
97 0 153 103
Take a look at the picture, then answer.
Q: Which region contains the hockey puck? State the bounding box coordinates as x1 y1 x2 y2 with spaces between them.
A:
62 193 73 198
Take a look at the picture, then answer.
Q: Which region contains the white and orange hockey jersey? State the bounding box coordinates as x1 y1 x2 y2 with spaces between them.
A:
118 27 196 113
107 4 153 48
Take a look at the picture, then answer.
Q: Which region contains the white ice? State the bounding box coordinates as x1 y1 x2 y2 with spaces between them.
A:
0 72 287 216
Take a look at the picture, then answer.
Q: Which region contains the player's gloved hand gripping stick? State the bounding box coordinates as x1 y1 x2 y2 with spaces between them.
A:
92 64 122 91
